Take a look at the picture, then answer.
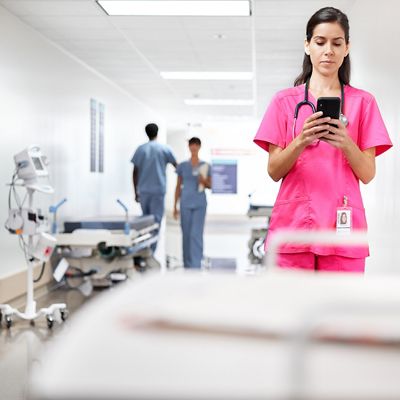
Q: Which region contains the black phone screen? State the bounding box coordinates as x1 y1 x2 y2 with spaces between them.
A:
316 97 341 119
317 97 341 133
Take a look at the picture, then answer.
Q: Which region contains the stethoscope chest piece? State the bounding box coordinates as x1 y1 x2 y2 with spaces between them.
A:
340 113 349 127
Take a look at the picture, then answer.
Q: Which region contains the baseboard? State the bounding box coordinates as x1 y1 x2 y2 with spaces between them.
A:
0 262 53 305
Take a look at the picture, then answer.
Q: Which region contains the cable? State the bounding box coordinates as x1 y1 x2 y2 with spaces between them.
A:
8 166 23 211
18 236 46 283
8 169 18 210
64 266 98 290
18 235 28 253
13 183 22 209
19 236 29 261
33 262 46 283
65 266 98 278
6 168 24 234
20 191 28 208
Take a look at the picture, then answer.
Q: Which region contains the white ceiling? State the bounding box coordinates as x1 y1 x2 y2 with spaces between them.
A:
0 0 356 122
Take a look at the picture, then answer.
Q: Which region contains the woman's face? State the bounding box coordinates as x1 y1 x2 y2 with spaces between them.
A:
305 22 349 78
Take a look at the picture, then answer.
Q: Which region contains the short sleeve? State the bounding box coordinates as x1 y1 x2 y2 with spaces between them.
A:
359 97 392 156
165 146 177 165
131 147 142 165
254 93 287 152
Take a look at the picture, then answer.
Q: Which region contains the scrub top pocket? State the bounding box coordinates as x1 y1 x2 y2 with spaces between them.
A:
270 196 311 231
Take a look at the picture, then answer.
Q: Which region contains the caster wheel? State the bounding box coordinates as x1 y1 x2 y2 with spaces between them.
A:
47 315 54 329
5 315 12 329
60 308 69 322
252 238 265 262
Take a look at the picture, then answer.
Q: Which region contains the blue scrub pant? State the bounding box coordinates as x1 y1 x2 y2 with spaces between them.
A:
180 205 207 268
139 193 164 252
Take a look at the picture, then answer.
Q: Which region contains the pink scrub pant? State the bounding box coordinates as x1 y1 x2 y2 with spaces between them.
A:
277 252 365 273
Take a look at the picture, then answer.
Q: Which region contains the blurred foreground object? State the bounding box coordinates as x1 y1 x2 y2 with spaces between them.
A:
31 269 400 399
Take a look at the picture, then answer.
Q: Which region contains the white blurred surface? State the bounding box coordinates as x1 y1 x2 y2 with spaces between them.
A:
31 271 400 400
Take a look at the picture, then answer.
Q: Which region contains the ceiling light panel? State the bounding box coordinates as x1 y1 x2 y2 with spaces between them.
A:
97 1 251 16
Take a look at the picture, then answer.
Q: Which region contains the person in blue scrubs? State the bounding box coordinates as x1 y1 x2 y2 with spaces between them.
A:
131 123 177 252
173 137 212 268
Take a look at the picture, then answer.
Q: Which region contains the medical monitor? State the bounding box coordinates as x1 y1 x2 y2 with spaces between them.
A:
32 156 45 171
14 146 49 182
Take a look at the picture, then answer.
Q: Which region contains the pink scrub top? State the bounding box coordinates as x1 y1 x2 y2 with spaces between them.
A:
254 84 392 258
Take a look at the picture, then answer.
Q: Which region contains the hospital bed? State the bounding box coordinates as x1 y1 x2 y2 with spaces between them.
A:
247 202 274 219
54 215 159 283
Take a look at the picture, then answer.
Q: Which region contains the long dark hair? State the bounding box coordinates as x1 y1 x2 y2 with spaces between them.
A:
294 7 351 86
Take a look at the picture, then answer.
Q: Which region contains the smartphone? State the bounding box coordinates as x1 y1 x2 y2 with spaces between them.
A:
317 97 341 133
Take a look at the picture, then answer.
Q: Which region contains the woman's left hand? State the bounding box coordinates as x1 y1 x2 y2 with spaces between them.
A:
321 119 376 184
319 119 353 150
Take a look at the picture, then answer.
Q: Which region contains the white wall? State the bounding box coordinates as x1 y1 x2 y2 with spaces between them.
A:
0 7 164 277
348 0 399 273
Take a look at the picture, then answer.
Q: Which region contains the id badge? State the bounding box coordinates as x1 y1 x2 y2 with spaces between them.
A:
336 207 352 234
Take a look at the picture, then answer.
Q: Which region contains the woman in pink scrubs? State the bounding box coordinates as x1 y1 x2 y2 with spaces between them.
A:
254 7 392 272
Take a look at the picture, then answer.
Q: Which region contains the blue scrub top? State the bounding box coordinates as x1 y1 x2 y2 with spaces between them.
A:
177 160 211 209
131 141 176 195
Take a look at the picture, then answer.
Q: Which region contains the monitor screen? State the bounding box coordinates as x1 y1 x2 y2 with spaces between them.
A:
32 156 44 171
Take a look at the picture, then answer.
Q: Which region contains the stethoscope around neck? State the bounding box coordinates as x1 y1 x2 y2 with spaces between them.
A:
292 79 348 140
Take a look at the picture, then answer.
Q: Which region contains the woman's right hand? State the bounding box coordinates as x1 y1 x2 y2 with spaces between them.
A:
267 112 332 181
173 208 179 220
298 112 331 147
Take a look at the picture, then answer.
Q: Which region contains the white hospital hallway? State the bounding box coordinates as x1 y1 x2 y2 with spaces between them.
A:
1 0 400 399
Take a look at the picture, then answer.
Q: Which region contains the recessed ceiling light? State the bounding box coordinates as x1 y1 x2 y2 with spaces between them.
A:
97 1 251 16
161 71 253 80
184 99 254 106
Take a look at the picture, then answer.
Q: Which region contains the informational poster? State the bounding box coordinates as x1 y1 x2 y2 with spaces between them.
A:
98 102 105 173
90 98 97 172
90 99 105 173
211 159 237 194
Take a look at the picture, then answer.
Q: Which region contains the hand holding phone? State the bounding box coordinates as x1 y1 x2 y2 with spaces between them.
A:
317 97 341 133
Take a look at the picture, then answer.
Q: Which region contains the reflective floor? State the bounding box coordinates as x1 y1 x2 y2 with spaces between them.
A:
0 288 98 400
0 215 266 400
166 214 266 272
